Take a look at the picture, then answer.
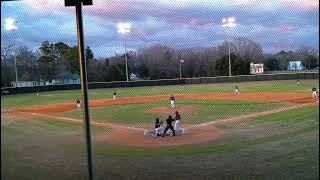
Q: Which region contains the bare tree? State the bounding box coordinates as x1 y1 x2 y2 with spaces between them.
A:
295 47 311 70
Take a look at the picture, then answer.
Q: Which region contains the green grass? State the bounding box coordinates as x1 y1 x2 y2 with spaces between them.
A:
1 116 110 137
56 99 284 124
1 80 318 109
88 105 319 157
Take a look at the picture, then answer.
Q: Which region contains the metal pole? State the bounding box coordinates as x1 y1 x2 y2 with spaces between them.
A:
125 36 128 81
75 2 94 180
179 60 182 79
228 34 231 77
13 29 18 86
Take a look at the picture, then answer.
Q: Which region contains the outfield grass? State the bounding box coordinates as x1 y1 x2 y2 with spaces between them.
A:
57 99 284 124
1 80 318 109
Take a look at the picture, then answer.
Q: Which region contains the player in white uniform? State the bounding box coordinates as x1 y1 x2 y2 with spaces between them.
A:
235 85 239 94
154 118 164 137
174 111 181 132
76 99 81 110
312 87 319 102
113 91 117 100
169 95 176 108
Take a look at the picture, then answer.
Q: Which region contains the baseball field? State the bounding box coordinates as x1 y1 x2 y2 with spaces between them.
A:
1 80 319 179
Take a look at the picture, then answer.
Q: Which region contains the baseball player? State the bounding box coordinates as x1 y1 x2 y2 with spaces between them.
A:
296 79 300 85
154 118 164 137
113 91 117 100
163 115 176 137
169 95 176 108
174 111 181 132
76 99 81 110
235 85 239 94
312 87 319 102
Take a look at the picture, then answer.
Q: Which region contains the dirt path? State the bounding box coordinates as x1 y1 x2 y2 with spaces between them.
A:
2 92 317 146
13 92 314 114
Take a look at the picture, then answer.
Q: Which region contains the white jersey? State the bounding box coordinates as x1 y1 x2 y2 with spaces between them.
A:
171 100 175 107
174 120 180 131
155 127 164 135
76 103 81 109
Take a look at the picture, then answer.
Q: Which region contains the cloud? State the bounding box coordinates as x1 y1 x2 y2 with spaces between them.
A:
1 0 318 58
275 25 295 33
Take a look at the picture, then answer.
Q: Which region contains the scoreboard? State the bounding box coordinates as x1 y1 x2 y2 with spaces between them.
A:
250 63 264 74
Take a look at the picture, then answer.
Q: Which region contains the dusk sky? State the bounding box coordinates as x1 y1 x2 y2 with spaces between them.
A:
1 0 319 58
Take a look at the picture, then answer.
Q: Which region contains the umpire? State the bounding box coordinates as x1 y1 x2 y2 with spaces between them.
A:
162 115 175 137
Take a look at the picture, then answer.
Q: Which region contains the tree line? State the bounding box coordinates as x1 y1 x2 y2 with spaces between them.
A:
1 37 319 87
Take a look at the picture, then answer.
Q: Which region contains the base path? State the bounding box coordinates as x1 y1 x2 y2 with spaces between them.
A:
2 92 318 146
14 92 314 114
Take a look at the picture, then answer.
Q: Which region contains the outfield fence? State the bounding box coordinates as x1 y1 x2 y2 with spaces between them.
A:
1 72 319 96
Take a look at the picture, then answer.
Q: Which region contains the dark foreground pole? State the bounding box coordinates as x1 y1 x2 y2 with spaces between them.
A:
75 1 94 180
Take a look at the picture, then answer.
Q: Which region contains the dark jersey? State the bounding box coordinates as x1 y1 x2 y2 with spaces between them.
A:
155 122 160 129
77 99 80 104
169 96 175 101
312 87 317 92
175 114 181 120
235 86 238 90
113 92 116 96
166 117 175 126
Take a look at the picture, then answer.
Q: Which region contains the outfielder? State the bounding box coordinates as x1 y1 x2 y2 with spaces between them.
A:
113 91 117 100
76 99 81 110
312 87 319 102
235 85 239 94
169 95 176 108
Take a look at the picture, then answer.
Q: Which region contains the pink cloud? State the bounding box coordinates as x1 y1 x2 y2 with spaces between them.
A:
188 19 198 26
284 0 319 10
203 22 214 29
275 25 294 33
22 0 133 17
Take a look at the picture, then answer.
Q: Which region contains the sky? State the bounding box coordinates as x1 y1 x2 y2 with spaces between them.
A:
1 0 319 58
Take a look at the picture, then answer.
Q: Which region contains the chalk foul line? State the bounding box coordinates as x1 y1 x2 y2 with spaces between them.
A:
13 102 316 134
190 103 314 129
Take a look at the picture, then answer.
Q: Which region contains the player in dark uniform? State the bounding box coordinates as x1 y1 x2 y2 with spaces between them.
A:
162 115 176 137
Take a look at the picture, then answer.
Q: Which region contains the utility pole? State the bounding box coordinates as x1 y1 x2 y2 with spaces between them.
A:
65 1 94 180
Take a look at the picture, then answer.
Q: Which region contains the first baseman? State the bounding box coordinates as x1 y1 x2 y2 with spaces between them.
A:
174 111 181 132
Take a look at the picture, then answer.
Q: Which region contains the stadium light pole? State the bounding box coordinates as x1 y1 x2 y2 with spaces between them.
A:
222 17 236 77
179 59 184 79
117 23 131 82
5 18 18 87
